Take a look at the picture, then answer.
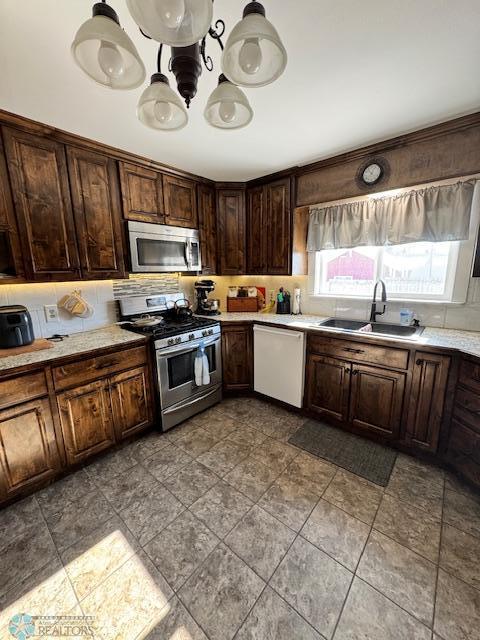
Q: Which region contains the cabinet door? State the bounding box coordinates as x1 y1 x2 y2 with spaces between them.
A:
3 127 81 281
222 324 252 391
305 353 350 422
163 174 198 228
67 147 126 280
265 178 291 274
119 161 165 223
349 364 406 439
217 189 246 275
246 185 266 274
110 366 153 440
57 380 115 465
405 352 450 453
0 133 24 282
198 184 217 274
0 398 61 501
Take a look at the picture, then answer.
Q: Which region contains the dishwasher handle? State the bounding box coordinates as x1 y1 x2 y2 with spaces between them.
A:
253 325 304 340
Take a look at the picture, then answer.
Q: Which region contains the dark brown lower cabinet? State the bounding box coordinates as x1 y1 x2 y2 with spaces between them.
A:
110 366 153 440
57 379 116 465
446 419 480 487
405 352 450 453
222 323 253 391
0 397 61 501
57 363 153 464
305 354 350 422
349 364 405 439
306 352 405 440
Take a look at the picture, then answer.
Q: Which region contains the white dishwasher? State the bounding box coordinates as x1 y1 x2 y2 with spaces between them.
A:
253 324 306 408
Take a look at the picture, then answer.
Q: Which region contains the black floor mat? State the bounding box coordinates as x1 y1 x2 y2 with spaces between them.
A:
289 419 397 486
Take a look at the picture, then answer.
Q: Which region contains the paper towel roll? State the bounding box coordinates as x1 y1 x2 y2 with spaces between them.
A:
292 288 301 315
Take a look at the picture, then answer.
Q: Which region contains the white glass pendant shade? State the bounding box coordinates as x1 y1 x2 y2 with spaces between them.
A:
72 3 145 89
222 2 287 88
204 76 253 130
126 0 213 47
138 74 188 131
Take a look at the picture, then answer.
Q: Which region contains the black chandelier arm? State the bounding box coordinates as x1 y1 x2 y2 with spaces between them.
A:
200 18 226 72
209 19 226 47
157 44 163 73
200 37 214 71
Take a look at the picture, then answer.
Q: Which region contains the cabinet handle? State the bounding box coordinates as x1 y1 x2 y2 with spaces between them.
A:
344 367 350 373
416 359 424 366
352 370 359 376
342 347 364 354
94 359 119 370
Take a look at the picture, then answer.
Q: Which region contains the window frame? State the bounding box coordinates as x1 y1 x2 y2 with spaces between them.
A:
313 241 462 303
308 179 480 306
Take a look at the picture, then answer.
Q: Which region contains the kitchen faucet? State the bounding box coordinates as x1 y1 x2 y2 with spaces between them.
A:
369 279 387 323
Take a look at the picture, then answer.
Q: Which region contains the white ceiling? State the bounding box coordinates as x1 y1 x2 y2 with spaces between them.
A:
1 0 479 181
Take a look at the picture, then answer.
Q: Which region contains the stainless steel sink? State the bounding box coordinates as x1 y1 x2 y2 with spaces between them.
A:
316 317 424 339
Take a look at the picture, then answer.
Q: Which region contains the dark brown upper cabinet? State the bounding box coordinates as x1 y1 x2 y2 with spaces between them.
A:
3 127 81 281
246 185 265 274
0 133 24 282
216 187 246 275
265 178 291 274
163 174 198 228
119 161 165 223
197 183 217 274
67 147 126 280
246 177 291 275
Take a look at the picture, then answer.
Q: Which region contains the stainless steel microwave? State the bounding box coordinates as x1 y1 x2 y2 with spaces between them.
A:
128 221 202 273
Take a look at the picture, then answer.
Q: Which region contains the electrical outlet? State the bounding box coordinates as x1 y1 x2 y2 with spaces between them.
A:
44 305 59 323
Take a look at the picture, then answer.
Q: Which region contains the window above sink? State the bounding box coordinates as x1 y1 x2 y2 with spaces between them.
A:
313 241 461 303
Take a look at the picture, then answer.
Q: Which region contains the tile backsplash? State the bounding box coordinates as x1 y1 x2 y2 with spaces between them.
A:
0 281 117 339
2 272 480 339
180 274 480 331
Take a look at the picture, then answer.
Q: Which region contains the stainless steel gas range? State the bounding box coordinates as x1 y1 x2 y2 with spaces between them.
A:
119 294 222 430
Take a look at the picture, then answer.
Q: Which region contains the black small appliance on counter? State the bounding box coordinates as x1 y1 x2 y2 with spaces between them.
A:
0 305 35 348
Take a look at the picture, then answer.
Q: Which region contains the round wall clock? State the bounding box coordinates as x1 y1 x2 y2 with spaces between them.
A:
362 162 383 185
356 158 389 188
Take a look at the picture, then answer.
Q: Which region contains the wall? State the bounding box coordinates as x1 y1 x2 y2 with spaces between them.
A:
0 275 182 339
3 270 479 340
0 281 116 339
180 274 480 331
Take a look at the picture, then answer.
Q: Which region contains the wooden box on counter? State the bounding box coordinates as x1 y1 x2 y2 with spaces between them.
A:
227 297 259 312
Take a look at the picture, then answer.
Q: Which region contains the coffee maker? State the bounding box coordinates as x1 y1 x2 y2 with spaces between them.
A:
194 280 221 316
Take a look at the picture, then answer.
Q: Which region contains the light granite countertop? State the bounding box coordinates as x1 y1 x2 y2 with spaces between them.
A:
3 315 480 376
202 312 480 358
0 325 147 374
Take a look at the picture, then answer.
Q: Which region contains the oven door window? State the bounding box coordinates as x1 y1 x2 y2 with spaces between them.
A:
136 238 188 269
167 344 216 389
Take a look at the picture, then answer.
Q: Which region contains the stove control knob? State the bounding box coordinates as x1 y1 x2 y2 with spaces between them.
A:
208 329 214 335
189 333 195 340
175 337 182 344
202 330 208 337
167 338 175 346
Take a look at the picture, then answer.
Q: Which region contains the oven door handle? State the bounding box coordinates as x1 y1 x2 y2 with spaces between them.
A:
157 336 219 357
163 386 221 414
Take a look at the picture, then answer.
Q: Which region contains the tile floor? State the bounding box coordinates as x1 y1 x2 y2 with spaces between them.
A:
1 397 480 640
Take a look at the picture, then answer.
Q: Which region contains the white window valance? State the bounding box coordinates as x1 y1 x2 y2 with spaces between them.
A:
307 180 476 252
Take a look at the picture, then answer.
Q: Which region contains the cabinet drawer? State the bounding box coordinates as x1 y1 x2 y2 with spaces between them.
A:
308 334 409 369
447 419 480 487
454 387 480 434
53 346 147 390
459 358 480 394
0 371 48 409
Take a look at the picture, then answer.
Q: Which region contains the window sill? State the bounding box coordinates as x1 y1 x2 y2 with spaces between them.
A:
308 294 466 306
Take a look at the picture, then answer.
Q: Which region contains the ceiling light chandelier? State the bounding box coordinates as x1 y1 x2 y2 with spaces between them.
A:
71 0 287 130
